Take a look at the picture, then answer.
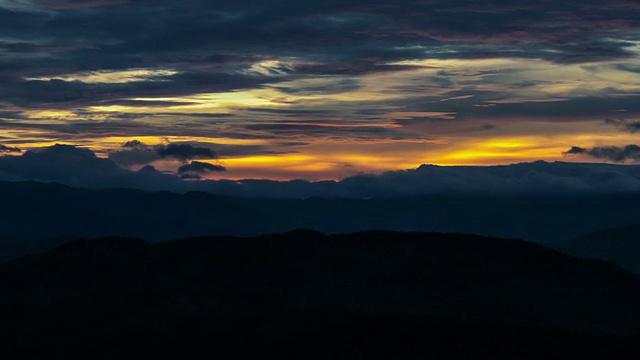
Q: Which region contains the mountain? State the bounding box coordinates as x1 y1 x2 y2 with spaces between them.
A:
0 234 69 264
3 180 640 244
555 224 640 274
1 230 640 359
0 180 260 241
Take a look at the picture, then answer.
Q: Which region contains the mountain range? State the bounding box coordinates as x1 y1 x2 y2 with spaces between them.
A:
2 180 640 248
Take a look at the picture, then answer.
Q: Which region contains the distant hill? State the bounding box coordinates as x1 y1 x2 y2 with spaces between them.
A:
0 234 69 264
2 230 640 358
555 224 640 274
3 180 640 243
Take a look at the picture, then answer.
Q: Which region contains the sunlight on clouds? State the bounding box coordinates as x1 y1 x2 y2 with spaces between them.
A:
224 154 315 165
245 60 294 76
220 154 339 179
89 89 288 114
270 76 413 104
186 90 285 107
430 128 640 166
24 110 83 120
435 139 569 164
8 51 640 179
388 58 525 70
25 69 177 84
98 136 269 147
390 57 640 98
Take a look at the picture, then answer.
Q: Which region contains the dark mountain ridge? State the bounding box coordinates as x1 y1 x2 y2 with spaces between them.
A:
2 180 640 246
2 230 640 358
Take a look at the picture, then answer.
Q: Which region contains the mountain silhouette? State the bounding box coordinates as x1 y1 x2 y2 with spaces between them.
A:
556 224 640 274
3 180 640 243
1 231 640 359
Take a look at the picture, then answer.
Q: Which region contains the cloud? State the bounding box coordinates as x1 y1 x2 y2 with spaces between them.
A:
564 145 640 162
109 140 217 166
0 144 21 153
2 0 640 153
564 146 588 155
3 0 640 184
0 144 184 190
108 148 162 167
177 161 226 174
39 0 128 11
180 173 202 180
157 143 217 161
122 139 147 149
604 118 640 133
3 145 640 197
108 139 300 168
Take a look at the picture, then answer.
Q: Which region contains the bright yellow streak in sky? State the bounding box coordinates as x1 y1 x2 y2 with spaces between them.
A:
428 132 617 166
97 136 270 147
224 155 315 165
25 69 177 84
24 110 85 120
89 88 288 114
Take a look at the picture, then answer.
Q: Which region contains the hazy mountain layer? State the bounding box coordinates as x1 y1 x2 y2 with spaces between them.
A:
2 180 640 245
556 224 640 274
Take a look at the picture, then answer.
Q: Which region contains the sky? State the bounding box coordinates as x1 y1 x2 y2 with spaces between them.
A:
1 0 640 181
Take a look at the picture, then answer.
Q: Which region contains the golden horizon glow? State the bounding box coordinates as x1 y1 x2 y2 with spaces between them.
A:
6 49 640 180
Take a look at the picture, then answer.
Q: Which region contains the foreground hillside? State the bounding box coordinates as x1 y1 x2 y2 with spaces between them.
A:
1 230 640 359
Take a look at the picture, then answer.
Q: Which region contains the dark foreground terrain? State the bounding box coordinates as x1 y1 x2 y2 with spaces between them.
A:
2 231 640 358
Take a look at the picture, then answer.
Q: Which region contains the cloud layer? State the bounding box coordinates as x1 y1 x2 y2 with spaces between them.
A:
2 1 640 175
565 145 640 162
2 145 640 197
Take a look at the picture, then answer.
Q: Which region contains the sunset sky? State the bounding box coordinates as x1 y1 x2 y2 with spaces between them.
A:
1 0 640 180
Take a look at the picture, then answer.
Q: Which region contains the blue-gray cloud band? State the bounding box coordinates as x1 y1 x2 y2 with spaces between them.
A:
2 144 640 197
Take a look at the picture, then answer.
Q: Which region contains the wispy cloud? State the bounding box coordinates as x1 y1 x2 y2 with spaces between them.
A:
2 0 640 176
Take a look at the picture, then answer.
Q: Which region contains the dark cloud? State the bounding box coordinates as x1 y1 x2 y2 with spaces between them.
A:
274 78 362 95
39 0 129 11
108 140 162 167
157 143 217 161
108 149 162 167
122 140 147 149
0 71 279 109
115 141 219 163
0 144 185 190
604 118 640 133
181 173 202 180
291 63 422 76
178 161 226 174
243 123 430 141
109 139 300 167
564 145 640 162
564 146 587 155
391 92 640 123
1 0 639 87
0 144 21 153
